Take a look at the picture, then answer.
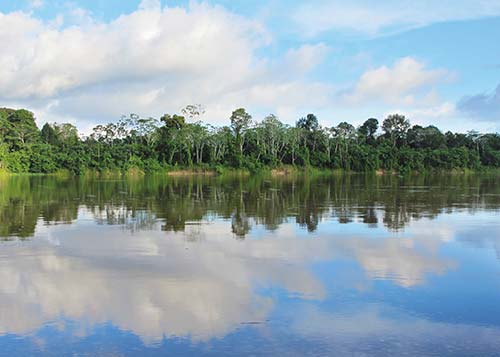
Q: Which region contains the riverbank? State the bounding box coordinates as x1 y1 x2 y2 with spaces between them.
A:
1 165 499 180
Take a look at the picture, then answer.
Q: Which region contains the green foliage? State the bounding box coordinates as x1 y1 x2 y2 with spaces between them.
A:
0 143 9 170
28 143 57 173
230 108 252 165
296 114 319 131
5 150 30 173
0 107 498 175
382 114 410 148
358 118 379 145
0 108 40 150
41 123 58 145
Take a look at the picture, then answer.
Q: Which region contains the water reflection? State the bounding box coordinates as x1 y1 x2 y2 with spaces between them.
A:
1 173 499 238
291 305 500 356
0 174 499 355
0 221 454 342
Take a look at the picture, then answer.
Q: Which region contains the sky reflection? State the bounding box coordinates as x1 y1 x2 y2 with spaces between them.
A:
0 175 499 355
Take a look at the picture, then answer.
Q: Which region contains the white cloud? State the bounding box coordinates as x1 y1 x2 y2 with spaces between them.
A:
342 57 452 106
0 4 266 99
1 2 491 133
0 3 331 131
284 43 331 74
292 0 500 37
326 56 482 131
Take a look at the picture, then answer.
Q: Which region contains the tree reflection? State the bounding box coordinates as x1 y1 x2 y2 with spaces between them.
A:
231 210 251 238
0 173 499 239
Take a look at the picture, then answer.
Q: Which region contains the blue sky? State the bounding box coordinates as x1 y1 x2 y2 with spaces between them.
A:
0 0 499 133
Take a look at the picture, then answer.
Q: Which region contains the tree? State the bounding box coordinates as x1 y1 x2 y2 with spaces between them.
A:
161 114 186 131
54 123 79 147
41 123 58 145
158 114 187 165
186 122 209 165
209 126 232 163
122 114 159 149
333 122 356 169
286 127 303 165
0 114 13 144
407 125 445 150
230 108 252 162
260 114 287 164
382 114 410 148
296 114 321 160
0 105 499 174
181 104 205 122
445 131 471 148
296 114 319 132
358 118 378 145
1 109 39 149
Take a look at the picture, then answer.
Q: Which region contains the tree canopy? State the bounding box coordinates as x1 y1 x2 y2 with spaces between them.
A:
0 106 499 174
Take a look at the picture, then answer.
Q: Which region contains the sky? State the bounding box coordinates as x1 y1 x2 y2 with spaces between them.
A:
0 0 499 133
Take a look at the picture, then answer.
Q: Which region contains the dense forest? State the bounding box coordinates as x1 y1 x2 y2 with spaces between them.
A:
0 105 499 175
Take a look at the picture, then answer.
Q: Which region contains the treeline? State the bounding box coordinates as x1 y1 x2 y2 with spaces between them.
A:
0 105 499 174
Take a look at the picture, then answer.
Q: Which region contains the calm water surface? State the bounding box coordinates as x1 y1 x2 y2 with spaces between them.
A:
0 173 499 356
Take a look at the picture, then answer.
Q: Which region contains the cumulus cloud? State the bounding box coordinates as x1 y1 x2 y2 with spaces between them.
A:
0 3 267 99
292 0 500 37
342 57 451 106
0 1 491 133
0 3 331 130
457 84 500 122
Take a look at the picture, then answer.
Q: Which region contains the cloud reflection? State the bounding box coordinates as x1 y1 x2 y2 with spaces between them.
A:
291 305 500 355
0 215 461 344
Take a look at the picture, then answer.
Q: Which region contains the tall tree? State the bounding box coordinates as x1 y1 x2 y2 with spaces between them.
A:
54 123 79 147
0 112 13 144
260 114 287 164
358 118 378 145
1 109 39 148
209 126 232 163
407 125 445 150
296 114 320 157
41 123 58 145
158 114 187 165
122 114 159 149
181 104 205 122
334 122 356 169
230 108 252 162
186 122 209 165
161 114 186 131
296 114 319 132
382 114 410 148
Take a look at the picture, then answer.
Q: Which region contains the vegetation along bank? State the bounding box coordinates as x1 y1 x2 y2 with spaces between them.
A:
0 105 499 175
